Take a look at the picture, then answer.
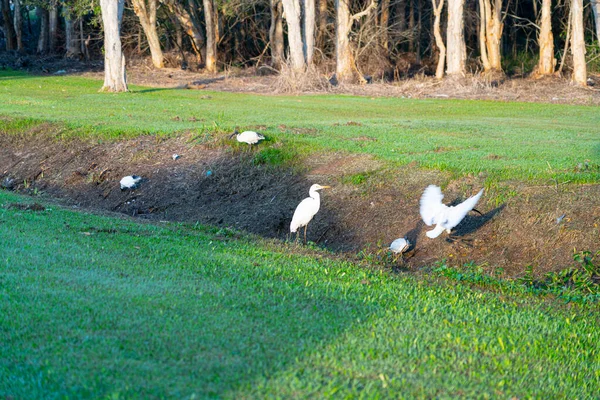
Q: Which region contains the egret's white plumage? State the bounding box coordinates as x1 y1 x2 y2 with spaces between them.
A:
420 185 484 238
290 184 330 243
230 129 265 145
389 237 410 253
120 175 142 190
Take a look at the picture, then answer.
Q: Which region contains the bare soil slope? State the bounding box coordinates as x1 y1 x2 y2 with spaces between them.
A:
1 125 598 277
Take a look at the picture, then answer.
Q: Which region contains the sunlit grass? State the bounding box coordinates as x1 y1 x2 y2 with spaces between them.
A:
0 190 599 398
1 70 599 183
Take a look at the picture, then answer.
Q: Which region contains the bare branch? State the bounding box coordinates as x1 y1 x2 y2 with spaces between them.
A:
351 0 377 21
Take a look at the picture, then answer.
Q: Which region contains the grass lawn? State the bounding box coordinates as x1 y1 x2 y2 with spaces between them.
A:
2 71 600 397
1 190 599 398
1 70 599 183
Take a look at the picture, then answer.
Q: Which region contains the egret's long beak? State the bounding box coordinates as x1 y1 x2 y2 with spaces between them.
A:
321 185 331 189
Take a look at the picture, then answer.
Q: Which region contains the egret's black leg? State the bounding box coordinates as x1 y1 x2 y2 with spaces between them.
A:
304 225 308 245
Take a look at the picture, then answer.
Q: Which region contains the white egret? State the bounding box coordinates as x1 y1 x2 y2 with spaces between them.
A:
389 237 410 253
290 184 330 243
120 175 142 190
420 185 484 239
229 128 265 145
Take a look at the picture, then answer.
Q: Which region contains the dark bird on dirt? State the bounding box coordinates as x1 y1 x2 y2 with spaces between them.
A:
229 128 265 145
120 175 142 190
420 185 484 239
290 184 330 244
389 237 410 253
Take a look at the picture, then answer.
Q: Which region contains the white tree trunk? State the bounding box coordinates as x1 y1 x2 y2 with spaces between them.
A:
478 0 491 70
64 8 81 58
446 0 466 76
535 0 555 76
335 0 353 81
591 0 600 43
282 0 306 71
270 0 285 69
484 0 502 71
37 7 49 54
570 0 587 85
132 0 164 68
432 0 446 79
203 0 217 73
13 0 23 51
303 0 316 65
100 0 128 92
49 4 58 53
334 0 376 83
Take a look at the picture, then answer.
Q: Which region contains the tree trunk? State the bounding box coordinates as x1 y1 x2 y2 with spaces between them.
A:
13 0 23 52
335 0 354 81
478 0 491 70
64 8 81 58
100 0 128 92
317 0 328 49
535 0 555 76
281 0 306 71
446 0 466 76
432 0 446 79
408 0 415 52
416 0 422 63
570 0 586 85
380 0 390 54
1 0 16 50
269 0 285 69
49 4 58 53
203 0 217 73
483 0 502 71
334 0 376 83
303 0 316 65
160 0 205 64
132 0 164 68
37 7 49 54
591 0 600 43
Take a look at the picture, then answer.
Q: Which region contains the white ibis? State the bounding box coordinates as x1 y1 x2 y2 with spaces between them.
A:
120 175 142 190
229 128 265 145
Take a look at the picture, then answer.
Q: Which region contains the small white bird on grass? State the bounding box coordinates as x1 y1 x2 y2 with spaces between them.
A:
420 185 484 239
389 237 410 254
120 175 142 190
229 128 265 145
290 184 330 244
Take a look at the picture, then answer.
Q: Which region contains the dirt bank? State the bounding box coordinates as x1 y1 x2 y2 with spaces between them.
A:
1 125 599 277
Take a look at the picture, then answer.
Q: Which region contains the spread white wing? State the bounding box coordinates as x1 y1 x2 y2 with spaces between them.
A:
445 189 484 230
419 185 444 226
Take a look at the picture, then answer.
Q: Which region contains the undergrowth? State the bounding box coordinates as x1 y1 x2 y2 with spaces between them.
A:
433 250 600 304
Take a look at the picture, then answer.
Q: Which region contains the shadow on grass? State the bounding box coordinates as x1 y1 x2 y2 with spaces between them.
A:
0 204 380 397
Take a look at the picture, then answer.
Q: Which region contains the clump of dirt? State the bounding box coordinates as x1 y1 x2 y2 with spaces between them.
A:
1 124 599 278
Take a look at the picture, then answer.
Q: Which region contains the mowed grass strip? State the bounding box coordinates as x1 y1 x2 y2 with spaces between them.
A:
1 191 599 398
1 70 599 183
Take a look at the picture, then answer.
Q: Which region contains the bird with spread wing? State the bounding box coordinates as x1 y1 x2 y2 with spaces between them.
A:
420 185 484 239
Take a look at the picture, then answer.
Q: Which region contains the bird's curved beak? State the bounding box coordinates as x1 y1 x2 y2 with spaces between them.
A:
228 133 236 139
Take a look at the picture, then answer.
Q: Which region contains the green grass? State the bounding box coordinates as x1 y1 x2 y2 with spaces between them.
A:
1 190 600 398
1 70 599 183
